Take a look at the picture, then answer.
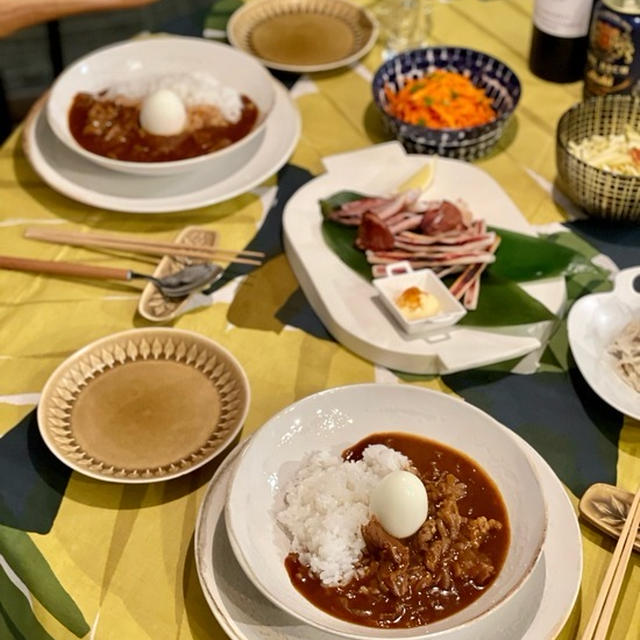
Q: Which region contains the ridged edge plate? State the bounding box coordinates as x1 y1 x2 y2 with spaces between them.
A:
227 0 378 72
38 328 250 482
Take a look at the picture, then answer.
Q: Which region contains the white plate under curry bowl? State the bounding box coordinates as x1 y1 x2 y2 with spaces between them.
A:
195 431 582 640
22 80 299 213
568 266 640 421
225 384 548 639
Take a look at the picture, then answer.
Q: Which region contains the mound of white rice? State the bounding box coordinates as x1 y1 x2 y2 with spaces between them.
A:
103 71 243 122
277 444 410 586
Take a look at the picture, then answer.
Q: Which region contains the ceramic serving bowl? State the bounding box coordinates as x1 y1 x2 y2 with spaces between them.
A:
567 266 640 421
372 47 520 161
225 383 547 639
556 95 640 222
47 36 275 176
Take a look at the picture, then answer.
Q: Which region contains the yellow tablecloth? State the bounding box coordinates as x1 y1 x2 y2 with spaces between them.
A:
0 1 638 638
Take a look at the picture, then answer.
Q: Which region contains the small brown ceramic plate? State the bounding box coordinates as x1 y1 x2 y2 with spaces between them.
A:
227 0 378 73
38 328 250 483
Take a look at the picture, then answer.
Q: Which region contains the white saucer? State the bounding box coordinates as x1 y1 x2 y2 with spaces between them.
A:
568 266 640 421
195 433 582 640
22 81 300 214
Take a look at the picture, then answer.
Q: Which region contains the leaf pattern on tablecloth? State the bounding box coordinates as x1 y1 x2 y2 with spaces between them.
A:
0 525 89 637
0 411 70 534
204 163 315 296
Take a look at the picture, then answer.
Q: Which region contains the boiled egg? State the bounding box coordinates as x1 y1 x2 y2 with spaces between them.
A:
370 470 428 538
139 89 187 136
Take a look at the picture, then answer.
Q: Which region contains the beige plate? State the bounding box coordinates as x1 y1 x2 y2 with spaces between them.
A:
580 482 640 552
38 328 250 483
227 0 378 73
138 226 218 323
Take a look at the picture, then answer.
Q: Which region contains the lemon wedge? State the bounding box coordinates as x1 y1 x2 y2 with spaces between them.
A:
397 160 435 193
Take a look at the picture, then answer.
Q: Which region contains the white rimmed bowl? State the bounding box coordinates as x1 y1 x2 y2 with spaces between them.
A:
225 383 547 639
567 266 640 420
373 261 467 335
47 36 275 176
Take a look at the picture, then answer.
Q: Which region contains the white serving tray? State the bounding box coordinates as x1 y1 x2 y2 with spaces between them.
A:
282 142 566 374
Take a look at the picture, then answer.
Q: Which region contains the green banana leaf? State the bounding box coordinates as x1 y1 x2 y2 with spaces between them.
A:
456 272 555 326
321 220 371 278
488 227 605 282
319 190 605 268
321 219 556 325
317 191 607 326
0 605 21 640
319 188 371 281
0 525 89 637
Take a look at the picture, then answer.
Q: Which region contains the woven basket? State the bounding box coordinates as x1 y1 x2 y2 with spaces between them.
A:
556 96 640 223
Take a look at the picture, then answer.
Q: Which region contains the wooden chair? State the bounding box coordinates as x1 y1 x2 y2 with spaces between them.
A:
0 0 159 38
0 0 159 141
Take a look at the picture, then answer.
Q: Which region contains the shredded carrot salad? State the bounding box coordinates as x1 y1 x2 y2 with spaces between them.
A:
385 70 497 129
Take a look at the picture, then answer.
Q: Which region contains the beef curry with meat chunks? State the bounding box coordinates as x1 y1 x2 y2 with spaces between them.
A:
68 92 258 163
284 432 510 628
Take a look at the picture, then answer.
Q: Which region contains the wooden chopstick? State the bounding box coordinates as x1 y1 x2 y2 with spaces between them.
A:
24 227 263 266
580 487 640 640
25 227 265 259
29 233 262 266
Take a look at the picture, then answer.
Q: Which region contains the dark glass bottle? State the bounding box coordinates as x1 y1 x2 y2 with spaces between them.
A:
585 0 640 97
529 0 594 82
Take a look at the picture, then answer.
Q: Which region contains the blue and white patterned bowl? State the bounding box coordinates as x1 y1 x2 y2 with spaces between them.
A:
372 47 521 161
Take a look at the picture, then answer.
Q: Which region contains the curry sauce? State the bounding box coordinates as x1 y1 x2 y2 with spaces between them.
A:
68 92 258 163
285 432 510 628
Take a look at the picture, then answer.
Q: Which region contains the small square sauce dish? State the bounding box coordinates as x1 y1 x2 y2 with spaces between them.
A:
373 262 467 335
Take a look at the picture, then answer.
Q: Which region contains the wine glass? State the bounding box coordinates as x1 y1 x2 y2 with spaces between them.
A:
370 0 436 59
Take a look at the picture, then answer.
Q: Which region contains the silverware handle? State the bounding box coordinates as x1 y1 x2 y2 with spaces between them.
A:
0 255 131 281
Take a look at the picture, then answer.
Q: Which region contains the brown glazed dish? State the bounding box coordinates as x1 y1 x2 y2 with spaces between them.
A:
285 432 510 628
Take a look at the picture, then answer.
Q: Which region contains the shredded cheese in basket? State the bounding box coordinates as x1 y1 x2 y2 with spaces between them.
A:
568 125 640 176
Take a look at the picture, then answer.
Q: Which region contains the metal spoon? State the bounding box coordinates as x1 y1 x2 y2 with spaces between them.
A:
0 255 223 299
142 262 224 298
